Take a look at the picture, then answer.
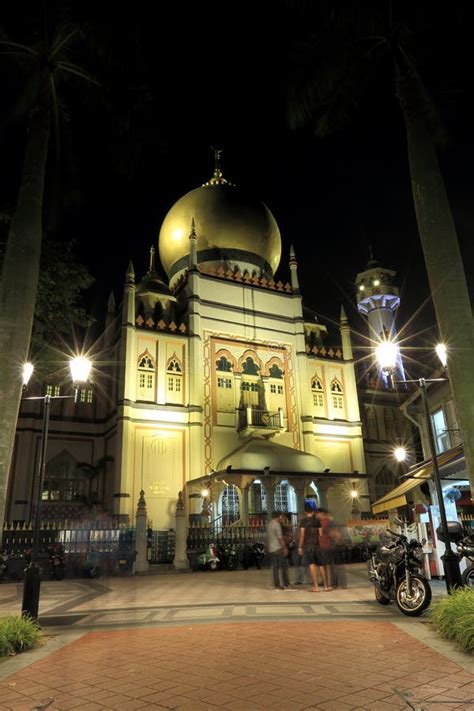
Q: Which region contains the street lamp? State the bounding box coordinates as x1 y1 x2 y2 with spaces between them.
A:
21 355 92 620
376 339 462 593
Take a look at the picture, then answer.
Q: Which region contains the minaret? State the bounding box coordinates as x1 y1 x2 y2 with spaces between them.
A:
123 261 136 327
289 244 300 294
188 217 198 270
355 252 405 385
339 305 353 361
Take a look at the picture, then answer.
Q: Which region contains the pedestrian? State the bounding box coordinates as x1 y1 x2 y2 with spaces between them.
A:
298 500 330 592
266 511 293 590
316 508 334 591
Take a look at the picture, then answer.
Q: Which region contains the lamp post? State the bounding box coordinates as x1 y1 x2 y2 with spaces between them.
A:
375 339 462 593
21 356 92 620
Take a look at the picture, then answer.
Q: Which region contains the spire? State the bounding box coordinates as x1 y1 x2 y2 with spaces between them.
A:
339 304 353 360
125 261 135 285
189 217 198 270
289 244 300 293
107 291 116 313
148 245 156 274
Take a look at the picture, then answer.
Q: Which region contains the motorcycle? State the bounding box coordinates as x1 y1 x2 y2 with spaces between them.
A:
216 542 239 570
242 541 265 570
436 522 474 588
0 551 8 581
48 542 66 580
195 543 220 571
365 529 431 616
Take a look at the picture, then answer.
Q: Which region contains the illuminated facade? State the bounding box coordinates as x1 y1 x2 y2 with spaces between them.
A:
8 158 370 528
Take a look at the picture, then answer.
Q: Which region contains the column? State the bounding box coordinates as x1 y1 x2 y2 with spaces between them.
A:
134 490 149 574
173 491 190 570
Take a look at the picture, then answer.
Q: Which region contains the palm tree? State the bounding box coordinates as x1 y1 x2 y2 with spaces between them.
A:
76 455 114 507
286 4 474 489
0 21 98 528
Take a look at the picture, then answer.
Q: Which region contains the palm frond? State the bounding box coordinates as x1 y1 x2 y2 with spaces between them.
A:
0 40 38 56
50 25 80 59
56 60 100 86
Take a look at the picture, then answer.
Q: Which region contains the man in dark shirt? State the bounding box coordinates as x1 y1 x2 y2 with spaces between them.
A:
298 501 328 592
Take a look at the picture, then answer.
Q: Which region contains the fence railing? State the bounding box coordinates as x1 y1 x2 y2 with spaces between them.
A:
148 529 176 564
187 523 267 551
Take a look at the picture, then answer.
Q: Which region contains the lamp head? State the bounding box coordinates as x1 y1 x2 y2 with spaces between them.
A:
22 362 34 387
394 446 407 463
69 356 92 384
375 340 398 371
435 343 447 368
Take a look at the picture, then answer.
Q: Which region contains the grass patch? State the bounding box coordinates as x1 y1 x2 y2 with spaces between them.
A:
429 587 474 653
0 615 43 658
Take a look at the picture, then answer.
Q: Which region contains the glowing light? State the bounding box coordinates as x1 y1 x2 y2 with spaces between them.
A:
375 340 398 370
22 362 34 387
435 343 447 367
171 228 183 241
69 356 92 384
359 284 365 291
201 488 210 498
394 447 407 462
350 489 358 499
373 279 380 287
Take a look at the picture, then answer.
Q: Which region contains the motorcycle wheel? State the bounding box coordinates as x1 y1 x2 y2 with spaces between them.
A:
53 567 65 581
395 574 431 616
462 565 474 588
374 588 391 605
209 560 218 571
227 557 238 571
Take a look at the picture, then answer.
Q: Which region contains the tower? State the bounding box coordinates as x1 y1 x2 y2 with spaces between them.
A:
355 254 405 387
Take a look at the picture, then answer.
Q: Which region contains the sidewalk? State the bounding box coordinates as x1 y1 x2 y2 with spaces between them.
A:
0 567 472 710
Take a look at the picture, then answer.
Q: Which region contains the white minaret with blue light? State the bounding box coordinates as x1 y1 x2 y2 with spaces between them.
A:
355 254 405 387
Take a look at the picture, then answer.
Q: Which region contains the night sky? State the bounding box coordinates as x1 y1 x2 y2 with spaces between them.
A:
2 1 474 358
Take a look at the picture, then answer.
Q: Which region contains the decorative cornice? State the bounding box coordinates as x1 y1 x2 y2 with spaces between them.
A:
305 344 343 359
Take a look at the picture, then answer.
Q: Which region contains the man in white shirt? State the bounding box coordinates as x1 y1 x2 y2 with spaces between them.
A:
266 511 291 590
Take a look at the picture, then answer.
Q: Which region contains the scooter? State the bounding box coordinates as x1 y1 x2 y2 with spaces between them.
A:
216 542 239 570
0 551 8 581
195 543 220 571
436 522 474 587
48 542 66 580
242 541 265 570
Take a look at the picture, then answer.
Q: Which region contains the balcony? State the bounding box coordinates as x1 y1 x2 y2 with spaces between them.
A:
237 406 285 438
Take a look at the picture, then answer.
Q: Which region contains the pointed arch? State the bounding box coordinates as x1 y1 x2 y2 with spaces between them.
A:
137 349 156 401
166 352 183 404
330 377 344 411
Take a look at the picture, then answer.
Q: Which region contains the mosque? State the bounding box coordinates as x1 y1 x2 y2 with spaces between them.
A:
8 154 409 531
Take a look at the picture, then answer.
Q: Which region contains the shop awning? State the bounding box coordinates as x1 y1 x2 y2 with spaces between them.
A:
371 445 464 515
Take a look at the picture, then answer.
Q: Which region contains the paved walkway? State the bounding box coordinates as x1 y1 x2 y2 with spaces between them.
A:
0 566 472 710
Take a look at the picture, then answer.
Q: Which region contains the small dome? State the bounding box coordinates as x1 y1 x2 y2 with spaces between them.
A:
158 162 281 285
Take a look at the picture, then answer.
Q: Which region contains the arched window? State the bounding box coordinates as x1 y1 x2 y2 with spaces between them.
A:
311 376 324 409
221 484 240 525
166 355 183 404
274 480 297 514
267 363 285 413
137 351 156 401
249 480 268 514
384 408 398 442
240 357 260 407
216 356 234 412
42 450 86 503
367 407 378 440
330 378 344 411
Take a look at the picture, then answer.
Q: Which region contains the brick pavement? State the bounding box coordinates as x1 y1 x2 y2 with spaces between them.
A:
1 621 474 710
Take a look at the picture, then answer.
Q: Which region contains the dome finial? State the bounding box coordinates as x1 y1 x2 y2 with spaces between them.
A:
204 146 234 187
148 245 156 274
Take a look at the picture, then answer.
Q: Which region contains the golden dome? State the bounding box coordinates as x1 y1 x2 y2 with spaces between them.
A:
158 166 281 284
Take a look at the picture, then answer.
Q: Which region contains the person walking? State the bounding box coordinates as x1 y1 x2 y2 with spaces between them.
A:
266 511 292 590
298 501 330 592
316 508 334 591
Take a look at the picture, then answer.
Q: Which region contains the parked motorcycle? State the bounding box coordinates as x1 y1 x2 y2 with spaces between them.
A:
242 541 265 570
436 522 474 588
216 542 239 570
0 551 8 581
365 529 431 616
48 542 66 580
195 543 220 571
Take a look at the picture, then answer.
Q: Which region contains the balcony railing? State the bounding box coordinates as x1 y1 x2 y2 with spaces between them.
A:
237 407 285 433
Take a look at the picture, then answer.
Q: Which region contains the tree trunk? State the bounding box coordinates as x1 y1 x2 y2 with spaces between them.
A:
403 113 474 489
0 109 50 527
